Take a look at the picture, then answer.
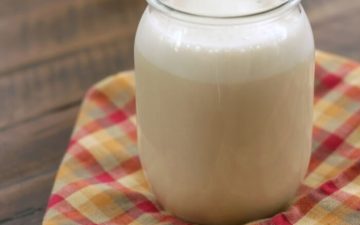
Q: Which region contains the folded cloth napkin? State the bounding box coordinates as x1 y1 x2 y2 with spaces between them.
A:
43 51 360 225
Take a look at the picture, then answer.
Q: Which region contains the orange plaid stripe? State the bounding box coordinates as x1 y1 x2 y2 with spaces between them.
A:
43 52 360 225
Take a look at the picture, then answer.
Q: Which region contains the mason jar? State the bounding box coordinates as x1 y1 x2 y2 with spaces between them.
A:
134 0 314 224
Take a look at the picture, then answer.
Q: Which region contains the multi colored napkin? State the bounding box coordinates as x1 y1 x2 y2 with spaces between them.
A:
43 51 360 225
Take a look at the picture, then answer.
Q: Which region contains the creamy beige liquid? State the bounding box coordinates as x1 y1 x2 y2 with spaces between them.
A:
135 4 314 225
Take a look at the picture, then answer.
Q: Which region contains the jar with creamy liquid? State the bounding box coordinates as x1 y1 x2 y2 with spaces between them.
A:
134 0 314 224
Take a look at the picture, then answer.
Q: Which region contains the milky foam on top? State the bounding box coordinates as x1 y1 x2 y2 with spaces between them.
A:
161 0 288 17
135 5 314 83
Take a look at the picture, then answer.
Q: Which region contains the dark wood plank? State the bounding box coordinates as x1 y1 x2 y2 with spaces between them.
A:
0 1 145 224
0 106 78 187
303 0 360 61
0 105 79 225
1 210 43 225
0 0 146 129
0 172 55 225
0 0 145 73
0 0 50 19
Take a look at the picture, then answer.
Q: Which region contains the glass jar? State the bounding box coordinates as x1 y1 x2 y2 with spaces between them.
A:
134 0 314 224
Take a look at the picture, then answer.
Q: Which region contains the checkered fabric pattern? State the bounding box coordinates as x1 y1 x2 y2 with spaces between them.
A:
43 51 360 225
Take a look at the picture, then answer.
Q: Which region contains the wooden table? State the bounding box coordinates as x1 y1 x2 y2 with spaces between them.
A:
0 0 359 224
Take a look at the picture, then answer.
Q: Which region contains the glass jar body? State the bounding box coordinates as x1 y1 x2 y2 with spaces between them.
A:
134 2 314 224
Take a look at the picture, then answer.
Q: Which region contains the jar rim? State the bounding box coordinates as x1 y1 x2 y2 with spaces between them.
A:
147 0 302 21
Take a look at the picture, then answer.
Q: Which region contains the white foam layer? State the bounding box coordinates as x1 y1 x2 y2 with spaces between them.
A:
161 0 288 17
135 5 314 83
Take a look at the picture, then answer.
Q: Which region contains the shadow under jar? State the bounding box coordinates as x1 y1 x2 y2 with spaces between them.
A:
134 0 314 224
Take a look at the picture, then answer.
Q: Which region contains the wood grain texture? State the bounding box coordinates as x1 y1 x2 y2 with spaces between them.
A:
0 0 145 129
0 105 78 225
303 0 360 61
0 0 359 224
0 0 146 224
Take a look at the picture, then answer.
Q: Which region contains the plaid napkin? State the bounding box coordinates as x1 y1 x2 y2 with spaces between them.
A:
43 51 360 225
